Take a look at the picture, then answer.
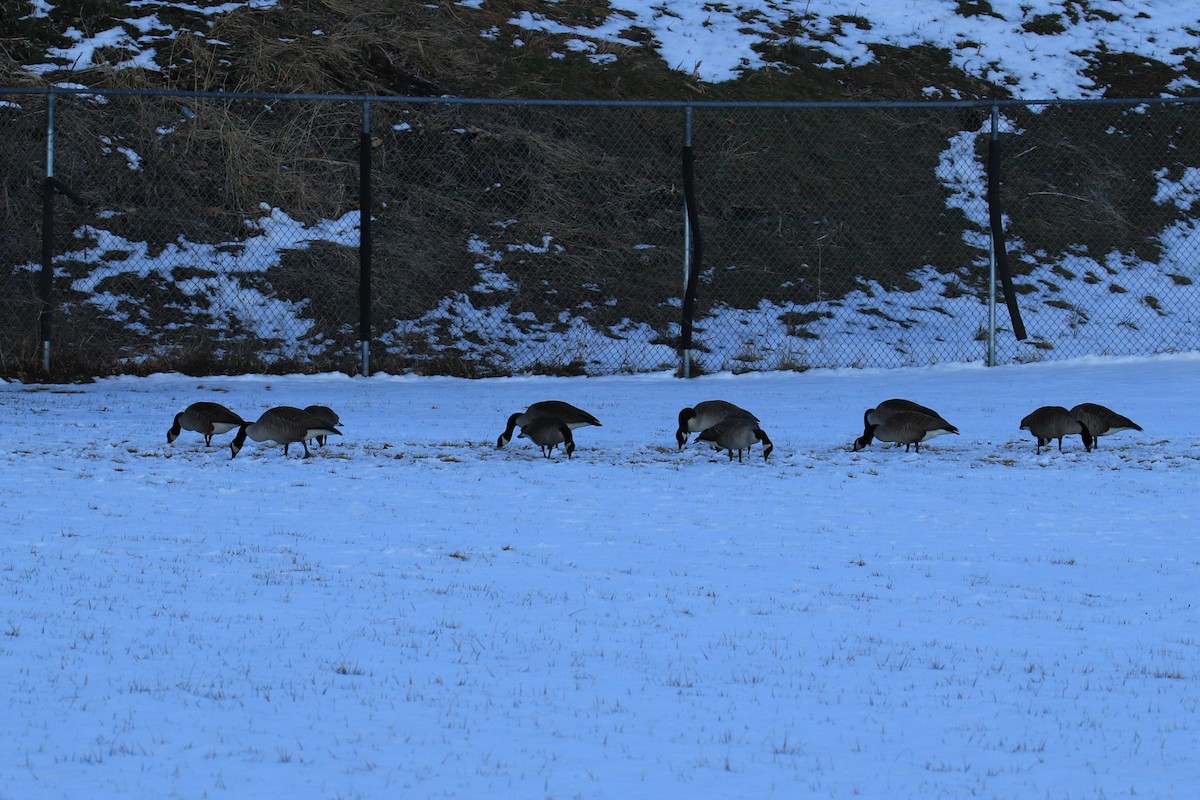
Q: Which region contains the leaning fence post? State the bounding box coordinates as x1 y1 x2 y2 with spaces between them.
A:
985 102 1027 362
358 99 372 376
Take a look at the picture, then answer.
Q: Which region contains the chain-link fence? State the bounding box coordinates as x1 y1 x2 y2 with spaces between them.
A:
2 89 1197 378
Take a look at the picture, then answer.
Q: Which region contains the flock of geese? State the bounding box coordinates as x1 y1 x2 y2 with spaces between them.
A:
167 403 343 459
166 397 1144 462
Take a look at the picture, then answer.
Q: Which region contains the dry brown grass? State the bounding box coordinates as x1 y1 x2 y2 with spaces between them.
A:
3 1 1197 380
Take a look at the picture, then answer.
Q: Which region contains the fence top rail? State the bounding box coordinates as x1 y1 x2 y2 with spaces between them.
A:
2 85 1199 110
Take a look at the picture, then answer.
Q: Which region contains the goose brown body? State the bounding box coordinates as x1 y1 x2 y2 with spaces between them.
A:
1020 406 1094 454
1069 403 1141 446
858 410 959 453
676 400 758 449
517 417 576 459
168 402 246 446
303 405 342 447
497 401 600 448
854 399 956 450
695 417 773 463
230 406 342 459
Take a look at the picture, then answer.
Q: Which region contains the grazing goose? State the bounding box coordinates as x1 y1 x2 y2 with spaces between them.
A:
303 404 342 447
695 417 773 463
1069 403 1142 447
167 401 246 447
497 401 600 448
854 398 956 450
857 410 959 453
676 400 758 449
517 417 576 459
230 406 342 459
1020 406 1094 454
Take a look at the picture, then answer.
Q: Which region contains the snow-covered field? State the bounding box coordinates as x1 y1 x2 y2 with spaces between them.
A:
6 3 1200 795
3 355 1198 798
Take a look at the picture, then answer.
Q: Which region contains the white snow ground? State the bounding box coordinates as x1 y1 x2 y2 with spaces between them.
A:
2 354 1199 798
6 6 1200 793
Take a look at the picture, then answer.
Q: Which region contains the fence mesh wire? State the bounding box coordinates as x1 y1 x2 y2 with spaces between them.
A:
1 91 1197 378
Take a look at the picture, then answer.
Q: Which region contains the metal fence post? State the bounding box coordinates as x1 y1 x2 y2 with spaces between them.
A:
987 105 998 366
985 102 1026 359
38 89 57 375
681 106 694 378
359 99 372 376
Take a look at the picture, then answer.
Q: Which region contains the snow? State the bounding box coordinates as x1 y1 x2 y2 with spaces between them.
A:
502 0 1200 98
3 354 1199 798
11 1 1200 373
29 24 164 74
19 0 1200 100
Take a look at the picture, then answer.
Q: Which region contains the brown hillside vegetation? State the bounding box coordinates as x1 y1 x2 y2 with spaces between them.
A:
1 1 1198 379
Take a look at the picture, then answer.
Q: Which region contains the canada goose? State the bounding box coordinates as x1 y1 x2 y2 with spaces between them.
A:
517 417 576 459
854 398 956 450
676 400 758 449
303 405 342 447
1069 403 1142 447
695 417 773 463
497 401 600 448
230 406 342 459
857 409 959 453
1020 406 1094 454
167 401 246 446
